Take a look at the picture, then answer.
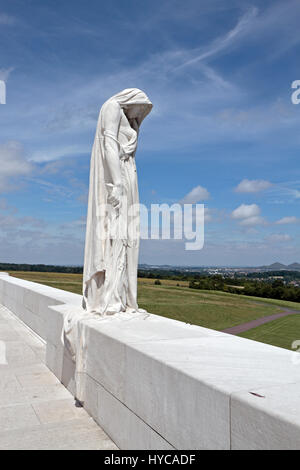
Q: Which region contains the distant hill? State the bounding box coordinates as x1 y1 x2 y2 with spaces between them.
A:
269 262 287 269
260 262 300 271
288 263 300 270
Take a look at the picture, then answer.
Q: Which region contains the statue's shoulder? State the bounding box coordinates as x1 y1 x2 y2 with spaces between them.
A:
101 99 121 121
102 99 119 111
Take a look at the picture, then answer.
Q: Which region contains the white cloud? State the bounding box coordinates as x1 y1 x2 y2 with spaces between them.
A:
231 203 261 219
0 142 33 192
239 215 266 227
275 216 299 224
235 179 272 193
265 233 292 243
180 185 210 204
231 204 267 227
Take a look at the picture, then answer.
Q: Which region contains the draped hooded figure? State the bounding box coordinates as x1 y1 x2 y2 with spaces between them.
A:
83 88 153 315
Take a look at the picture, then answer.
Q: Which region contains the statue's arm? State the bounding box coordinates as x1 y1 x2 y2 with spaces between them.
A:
102 101 122 187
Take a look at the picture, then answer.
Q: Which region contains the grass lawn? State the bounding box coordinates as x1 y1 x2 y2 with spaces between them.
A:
232 294 300 311
239 315 300 351
8 271 83 295
8 271 300 333
137 283 284 330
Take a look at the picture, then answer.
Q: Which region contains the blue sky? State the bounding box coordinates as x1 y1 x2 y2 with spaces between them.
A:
0 0 299 266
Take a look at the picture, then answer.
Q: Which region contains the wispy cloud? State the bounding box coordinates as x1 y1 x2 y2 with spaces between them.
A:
265 233 292 243
29 178 76 200
29 145 89 163
290 189 300 199
268 181 300 203
275 216 299 225
0 67 14 81
0 142 33 192
174 7 258 71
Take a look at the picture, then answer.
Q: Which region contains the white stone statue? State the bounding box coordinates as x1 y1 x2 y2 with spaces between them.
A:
82 88 153 315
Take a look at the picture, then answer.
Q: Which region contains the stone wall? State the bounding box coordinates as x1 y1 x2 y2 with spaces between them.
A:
0 272 300 450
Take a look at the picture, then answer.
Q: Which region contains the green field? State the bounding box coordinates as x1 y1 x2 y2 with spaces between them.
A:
9 271 83 295
8 271 300 339
137 283 296 330
239 315 300 350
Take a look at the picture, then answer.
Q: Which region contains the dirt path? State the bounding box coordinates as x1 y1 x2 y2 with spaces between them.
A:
223 309 300 335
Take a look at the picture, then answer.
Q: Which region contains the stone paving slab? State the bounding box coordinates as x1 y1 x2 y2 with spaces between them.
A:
0 305 117 450
0 418 117 450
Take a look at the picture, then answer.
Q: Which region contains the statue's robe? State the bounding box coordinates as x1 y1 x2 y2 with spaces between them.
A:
83 89 152 315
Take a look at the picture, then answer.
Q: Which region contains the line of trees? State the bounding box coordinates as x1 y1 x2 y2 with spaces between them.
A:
229 280 300 303
189 276 300 303
0 263 83 274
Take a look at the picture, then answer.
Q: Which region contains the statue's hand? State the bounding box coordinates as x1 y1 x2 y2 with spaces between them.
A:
107 184 123 210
